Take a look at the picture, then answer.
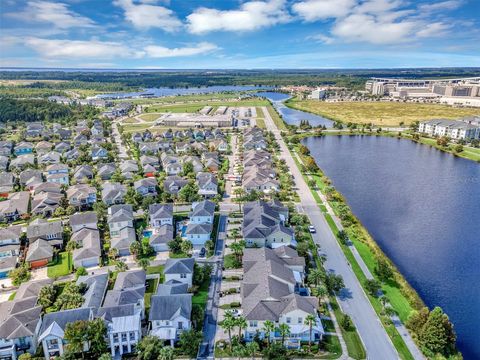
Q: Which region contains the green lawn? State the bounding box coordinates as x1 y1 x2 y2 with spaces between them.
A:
321 319 336 333
146 104 205 113
266 105 288 130
144 277 159 314
223 253 241 269
138 113 161 121
8 292 16 300
192 277 210 308
418 136 480 162
47 252 72 278
319 335 342 358
330 296 366 360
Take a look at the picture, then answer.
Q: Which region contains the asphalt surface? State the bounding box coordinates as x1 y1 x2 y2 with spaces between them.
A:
262 106 399 360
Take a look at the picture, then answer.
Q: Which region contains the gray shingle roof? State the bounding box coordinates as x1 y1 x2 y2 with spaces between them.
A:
149 293 192 321
149 224 173 245
77 273 108 310
191 200 215 217
26 239 53 262
164 258 194 274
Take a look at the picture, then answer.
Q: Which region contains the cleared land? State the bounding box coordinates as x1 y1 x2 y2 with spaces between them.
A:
286 99 480 126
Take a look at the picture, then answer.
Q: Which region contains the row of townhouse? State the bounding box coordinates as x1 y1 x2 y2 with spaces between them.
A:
0 260 195 360
131 127 226 145
242 127 280 193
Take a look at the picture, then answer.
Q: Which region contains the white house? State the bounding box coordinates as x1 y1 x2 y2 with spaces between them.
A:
163 258 194 288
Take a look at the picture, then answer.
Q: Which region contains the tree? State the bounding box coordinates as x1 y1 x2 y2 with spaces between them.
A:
230 240 245 263
419 307 456 357
406 307 430 333
454 144 463 153
87 318 108 357
64 320 89 357
182 161 194 177
221 313 236 351
308 268 325 287
38 284 56 308
235 315 247 339
244 341 259 359
10 265 31 286
129 241 142 258
115 260 128 272
296 241 309 258
304 156 318 172
137 257 150 271
305 314 316 352
66 239 79 252
98 354 112 360
191 304 204 329
337 230 349 245
262 320 275 347
181 239 193 255
178 329 203 358
168 236 182 254
312 285 328 304
298 144 310 155
374 258 394 282
364 279 381 297
308 178 316 189
340 314 354 331
262 342 288 360
75 266 87 279
325 273 345 293
136 335 163 360
54 283 85 310
278 323 291 346
178 182 200 203
233 187 245 211
158 346 174 360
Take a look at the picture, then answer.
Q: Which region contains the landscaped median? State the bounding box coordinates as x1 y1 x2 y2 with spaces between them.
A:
289 141 418 360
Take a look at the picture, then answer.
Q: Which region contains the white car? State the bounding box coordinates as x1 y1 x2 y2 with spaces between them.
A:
308 225 316 233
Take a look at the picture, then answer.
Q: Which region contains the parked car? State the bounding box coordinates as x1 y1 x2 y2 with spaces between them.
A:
309 225 316 233
199 247 206 257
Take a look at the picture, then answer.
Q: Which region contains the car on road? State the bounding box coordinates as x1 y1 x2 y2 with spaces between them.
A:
226 309 242 318
199 247 206 258
309 225 316 233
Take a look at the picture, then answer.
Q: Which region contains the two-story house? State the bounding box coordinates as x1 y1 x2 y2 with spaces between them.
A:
102 182 127 206
196 172 218 198
149 203 173 228
134 178 157 197
66 184 97 209
108 205 135 256
163 258 194 288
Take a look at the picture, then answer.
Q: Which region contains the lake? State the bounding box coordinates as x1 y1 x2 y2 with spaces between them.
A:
256 91 334 127
302 135 480 360
97 85 272 99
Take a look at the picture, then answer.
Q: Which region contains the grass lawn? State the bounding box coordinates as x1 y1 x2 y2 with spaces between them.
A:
144 277 159 314
192 277 210 308
266 105 288 130
8 292 16 300
223 253 241 269
122 117 139 124
319 335 342 358
322 319 336 333
417 136 480 162
138 113 161 121
330 296 366 360
146 104 204 113
121 123 154 133
146 264 164 276
286 98 480 126
255 107 266 129
47 252 72 278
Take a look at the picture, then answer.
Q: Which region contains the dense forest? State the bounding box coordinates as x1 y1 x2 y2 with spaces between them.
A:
2 68 479 90
0 98 98 123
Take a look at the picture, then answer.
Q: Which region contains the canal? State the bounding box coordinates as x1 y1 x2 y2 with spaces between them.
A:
302 135 480 360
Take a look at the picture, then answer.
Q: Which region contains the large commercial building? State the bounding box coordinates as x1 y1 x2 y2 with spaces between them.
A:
418 118 480 140
365 77 480 105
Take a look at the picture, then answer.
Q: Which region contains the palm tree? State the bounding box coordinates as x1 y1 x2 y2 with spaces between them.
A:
137 257 150 271
278 323 291 346
305 314 316 352
233 187 245 212
312 285 328 305
181 239 193 255
308 268 325 287
221 313 236 351
235 315 247 340
244 341 259 359
230 240 245 264
262 320 275 347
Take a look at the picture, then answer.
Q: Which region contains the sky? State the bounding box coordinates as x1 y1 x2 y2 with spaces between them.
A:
1 0 479 69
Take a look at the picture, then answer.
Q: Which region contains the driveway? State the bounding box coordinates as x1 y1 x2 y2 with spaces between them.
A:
262 106 399 359
219 293 241 306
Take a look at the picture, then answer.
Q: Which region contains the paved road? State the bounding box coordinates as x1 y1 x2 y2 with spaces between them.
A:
111 118 129 160
198 214 227 360
262 106 399 360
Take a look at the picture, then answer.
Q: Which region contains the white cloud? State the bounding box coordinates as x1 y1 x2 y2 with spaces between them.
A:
307 34 335 44
113 0 181 31
292 0 355 21
419 0 463 12
186 0 291 34
24 38 144 59
9 1 96 29
145 42 218 58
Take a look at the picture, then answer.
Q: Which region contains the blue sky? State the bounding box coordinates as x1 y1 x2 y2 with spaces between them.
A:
1 0 479 69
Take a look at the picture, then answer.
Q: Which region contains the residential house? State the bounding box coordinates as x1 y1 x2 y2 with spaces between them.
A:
149 281 192 345
31 191 63 217
38 151 61 165
0 173 14 197
0 288 44 359
241 247 323 347
26 239 53 268
209 138 228 152
73 134 88 147
14 142 34 155
0 191 30 222
26 219 63 247
54 141 71 153
196 172 218 198
20 169 43 190
149 224 173 253
45 164 69 185
25 123 43 138
97 163 116 180
0 141 13 156
149 203 173 227
175 142 191 154
91 145 108 161
98 305 142 357
163 258 194 288
69 211 98 233
190 200 215 224
102 182 127 206
9 154 35 171
140 155 159 169
77 273 108 310
108 205 135 256
103 270 146 319
134 178 157 197
163 176 188 195
72 227 101 268
66 184 96 208
35 141 53 155
64 147 80 162
243 200 293 248
138 142 160 155
0 226 22 278
160 154 182 175
39 308 93 359
73 165 94 183
182 155 203 173
0 156 9 171
33 182 62 196
120 160 139 180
